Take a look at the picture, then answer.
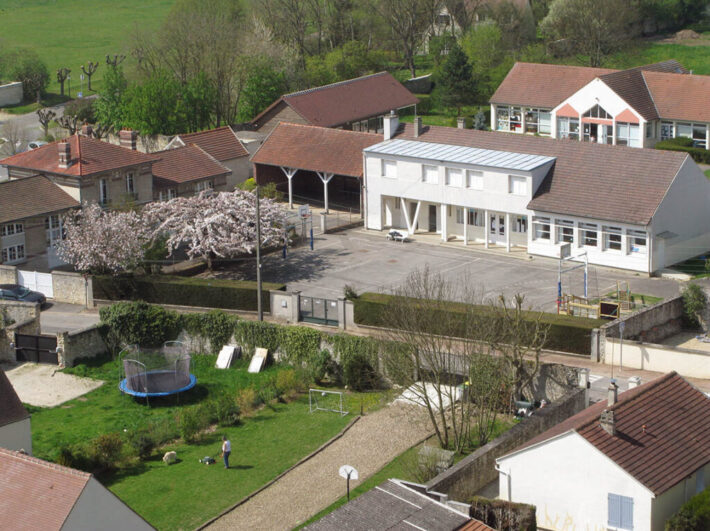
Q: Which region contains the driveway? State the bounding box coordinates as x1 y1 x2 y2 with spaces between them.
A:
208 229 682 311
41 302 100 335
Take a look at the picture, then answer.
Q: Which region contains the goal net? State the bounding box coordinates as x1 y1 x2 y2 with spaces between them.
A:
309 389 348 416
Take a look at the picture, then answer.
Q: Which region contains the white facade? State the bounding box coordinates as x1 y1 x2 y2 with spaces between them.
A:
497 431 709 531
0 418 32 455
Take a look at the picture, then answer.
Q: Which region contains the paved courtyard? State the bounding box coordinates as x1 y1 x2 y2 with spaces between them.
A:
210 228 682 312
40 302 100 334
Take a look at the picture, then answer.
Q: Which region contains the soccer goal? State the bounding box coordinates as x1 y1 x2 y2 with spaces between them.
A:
309 389 348 416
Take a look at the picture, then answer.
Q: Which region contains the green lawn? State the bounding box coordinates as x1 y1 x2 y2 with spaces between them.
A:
704 169 710 179
0 0 176 96
670 254 710 278
29 356 368 530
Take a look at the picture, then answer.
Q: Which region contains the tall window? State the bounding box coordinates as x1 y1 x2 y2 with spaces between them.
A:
496 106 522 132
1 223 23 237
126 172 135 195
557 117 580 140
693 124 707 149
603 226 622 251
660 122 674 140
608 493 633 530
466 170 483 190
1 244 25 263
583 104 611 119
533 216 550 240
196 181 214 193
556 219 574 243
525 108 551 135
509 176 526 196
628 230 647 254
445 168 463 187
456 208 464 224
617 123 641 148
467 209 484 226
422 165 438 184
580 222 598 247
45 215 62 246
512 215 527 233
382 160 397 179
99 178 109 205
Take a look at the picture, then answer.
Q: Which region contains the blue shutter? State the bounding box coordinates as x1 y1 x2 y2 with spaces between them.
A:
620 496 634 529
608 493 621 527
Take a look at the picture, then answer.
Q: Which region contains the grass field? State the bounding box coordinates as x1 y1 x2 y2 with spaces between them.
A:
0 0 176 95
29 355 386 530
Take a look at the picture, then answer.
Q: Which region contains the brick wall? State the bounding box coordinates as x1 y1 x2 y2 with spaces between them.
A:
57 324 106 367
425 389 588 500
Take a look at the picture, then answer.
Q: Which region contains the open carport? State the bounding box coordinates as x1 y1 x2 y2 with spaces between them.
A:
251 122 381 213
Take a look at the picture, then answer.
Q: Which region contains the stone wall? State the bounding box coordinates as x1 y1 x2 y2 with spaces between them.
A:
1 315 41 362
0 82 23 107
0 265 17 284
425 389 588 500
525 363 586 403
0 300 40 327
403 74 432 94
52 271 93 306
592 296 684 362
57 324 107 367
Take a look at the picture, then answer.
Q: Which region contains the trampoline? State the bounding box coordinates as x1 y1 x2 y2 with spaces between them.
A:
119 342 196 401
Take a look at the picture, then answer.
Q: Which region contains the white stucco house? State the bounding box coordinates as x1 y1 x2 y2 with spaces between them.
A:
0 447 154 530
363 114 710 273
490 60 710 149
496 373 710 531
0 368 32 454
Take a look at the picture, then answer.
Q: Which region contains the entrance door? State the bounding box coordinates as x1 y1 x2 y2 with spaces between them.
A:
490 213 505 244
428 205 437 232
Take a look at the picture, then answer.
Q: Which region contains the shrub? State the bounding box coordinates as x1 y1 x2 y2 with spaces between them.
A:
93 274 284 312
308 349 333 383
56 444 98 472
342 350 378 391
236 387 258 415
469 496 536 531
64 98 96 122
275 369 302 397
666 487 710 530
181 310 237 353
90 433 124 471
257 379 278 405
655 137 710 164
179 406 209 443
147 417 180 446
343 284 359 300
352 292 603 355
331 334 379 389
235 320 283 358
212 395 241 427
99 301 181 349
126 428 156 460
682 283 707 329
281 326 322 364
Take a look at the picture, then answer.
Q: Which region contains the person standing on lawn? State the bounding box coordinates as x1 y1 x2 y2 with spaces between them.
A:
221 436 231 469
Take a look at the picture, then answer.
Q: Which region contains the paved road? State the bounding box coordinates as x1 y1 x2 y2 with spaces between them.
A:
40 302 99 334
209 229 682 312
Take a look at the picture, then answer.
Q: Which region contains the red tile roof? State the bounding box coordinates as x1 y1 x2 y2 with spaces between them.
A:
252 122 382 178
0 135 158 177
0 447 90 530
510 372 710 495
0 369 29 428
490 62 615 108
252 72 419 128
396 123 689 225
175 126 248 161
0 175 79 224
152 144 231 186
644 70 710 122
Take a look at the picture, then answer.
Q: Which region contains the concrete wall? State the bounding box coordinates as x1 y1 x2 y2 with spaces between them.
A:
0 418 32 455
0 264 17 283
592 296 683 362
57 324 106 367
0 82 23 107
426 388 587 500
52 271 92 306
651 464 710 530
62 477 154 531
403 75 432 94
270 290 300 323
604 338 710 379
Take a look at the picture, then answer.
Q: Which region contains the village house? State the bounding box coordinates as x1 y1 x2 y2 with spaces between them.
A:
0 369 32 454
362 114 710 273
152 144 232 200
0 176 78 269
0 130 158 207
250 72 419 135
165 126 251 189
490 60 710 149
496 373 710 530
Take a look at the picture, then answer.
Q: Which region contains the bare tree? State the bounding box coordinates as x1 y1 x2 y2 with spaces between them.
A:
56 115 79 135
81 61 99 91
0 120 27 156
36 108 56 138
105 54 126 68
444 0 485 34
91 123 114 140
259 0 310 69
56 68 71 96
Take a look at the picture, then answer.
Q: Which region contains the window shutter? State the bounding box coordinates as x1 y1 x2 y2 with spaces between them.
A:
620 496 633 529
608 493 621 527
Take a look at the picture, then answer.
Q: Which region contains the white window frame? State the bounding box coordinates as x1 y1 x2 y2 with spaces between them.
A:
533 216 551 241
616 122 641 148
509 175 526 196
456 208 464 224
45 215 63 247
1 223 23 237
555 219 574 243
512 215 527 233
126 172 135 195
382 159 397 179
99 178 109 205
422 164 439 184
466 170 483 190
496 105 522 133
583 104 611 119
603 226 622 252
1 243 25 264
660 121 674 141
445 167 463 187
196 180 214 193
628 229 647 254
557 117 580 140
467 209 483 226
579 222 598 248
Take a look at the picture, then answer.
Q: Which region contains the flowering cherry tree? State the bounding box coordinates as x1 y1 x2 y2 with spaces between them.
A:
57 203 148 274
143 190 287 269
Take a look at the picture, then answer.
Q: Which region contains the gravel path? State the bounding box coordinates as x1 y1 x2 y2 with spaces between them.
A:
3 362 103 407
204 402 433 531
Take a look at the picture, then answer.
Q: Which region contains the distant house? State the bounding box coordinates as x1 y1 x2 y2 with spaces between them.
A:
490 60 710 149
304 479 492 531
152 144 232 200
0 447 154 531
496 373 710 531
0 131 158 207
251 72 419 135
0 369 32 454
165 126 251 189
0 175 79 270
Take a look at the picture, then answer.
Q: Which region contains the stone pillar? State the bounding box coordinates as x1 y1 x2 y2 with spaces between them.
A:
291 291 301 323
320 213 327 233
484 209 490 249
337 297 346 330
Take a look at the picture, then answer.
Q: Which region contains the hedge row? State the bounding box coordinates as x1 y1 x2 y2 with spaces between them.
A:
352 292 604 355
655 137 710 164
93 275 285 313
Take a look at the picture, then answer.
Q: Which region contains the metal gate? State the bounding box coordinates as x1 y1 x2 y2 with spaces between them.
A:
300 296 338 326
15 334 58 364
18 270 54 298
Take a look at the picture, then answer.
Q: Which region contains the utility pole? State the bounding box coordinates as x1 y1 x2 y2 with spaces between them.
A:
256 185 263 321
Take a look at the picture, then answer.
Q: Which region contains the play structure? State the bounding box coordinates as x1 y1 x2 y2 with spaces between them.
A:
119 341 196 401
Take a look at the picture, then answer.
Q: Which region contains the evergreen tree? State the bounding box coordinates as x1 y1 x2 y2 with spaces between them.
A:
433 43 476 116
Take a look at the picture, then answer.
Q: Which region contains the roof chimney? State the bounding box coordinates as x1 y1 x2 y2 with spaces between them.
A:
600 409 616 436
457 117 466 129
119 129 137 150
414 116 422 138
383 110 399 141
80 123 93 137
58 142 71 169
608 380 618 406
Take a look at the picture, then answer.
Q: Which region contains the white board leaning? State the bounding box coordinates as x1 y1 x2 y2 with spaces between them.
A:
216 345 238 369
248 348 268 373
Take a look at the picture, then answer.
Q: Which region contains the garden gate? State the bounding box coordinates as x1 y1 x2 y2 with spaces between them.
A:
300 296 338 326
15 334 58 364
18 270 54 298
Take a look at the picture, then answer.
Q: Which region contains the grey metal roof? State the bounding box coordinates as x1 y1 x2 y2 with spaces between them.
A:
365 139 556 171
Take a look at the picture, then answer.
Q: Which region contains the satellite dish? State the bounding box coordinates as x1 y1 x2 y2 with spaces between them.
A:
339 465 358 480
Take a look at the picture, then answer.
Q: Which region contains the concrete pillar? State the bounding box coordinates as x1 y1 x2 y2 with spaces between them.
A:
441 203 447 241
280 167 298 209
505 212 511 252
520 108 526 135
337 297 346 330
463 210 468 246
612 120 617 146
320 213 327 233
291 291 301 323
317 171 334 213
484 209 490 249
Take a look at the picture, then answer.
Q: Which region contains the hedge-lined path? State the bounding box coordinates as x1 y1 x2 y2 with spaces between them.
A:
202 401 433 531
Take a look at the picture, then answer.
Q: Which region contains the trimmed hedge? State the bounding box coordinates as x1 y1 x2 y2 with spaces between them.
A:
352 292 604 355
655 137 710 164
93 275 285 312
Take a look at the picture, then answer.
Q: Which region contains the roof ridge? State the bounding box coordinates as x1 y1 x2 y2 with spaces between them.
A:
278 121 383 137
0 448 91 479
284 71 387 99
640 71 661 119
188 143 232 173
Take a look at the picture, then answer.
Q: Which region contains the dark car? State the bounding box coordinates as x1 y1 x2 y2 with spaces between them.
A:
0 284 47 306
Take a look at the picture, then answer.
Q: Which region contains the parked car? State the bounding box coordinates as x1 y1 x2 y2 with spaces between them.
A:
0 284 47 306
27 141 48 151
386 229 409 242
